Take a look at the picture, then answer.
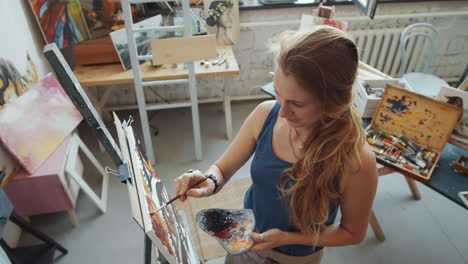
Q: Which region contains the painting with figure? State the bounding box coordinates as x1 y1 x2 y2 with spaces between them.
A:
204 0 240 46
29 0 89 48
114 115 199 264
80 0 126 39
110 15 167 70
437 86 468 145
0 73 83 174
0 55 39 109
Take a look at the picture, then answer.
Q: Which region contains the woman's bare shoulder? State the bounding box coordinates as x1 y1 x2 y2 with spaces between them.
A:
249 100 276 138
355 143 377 179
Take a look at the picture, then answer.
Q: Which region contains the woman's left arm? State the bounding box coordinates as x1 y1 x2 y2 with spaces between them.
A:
251 145 378 252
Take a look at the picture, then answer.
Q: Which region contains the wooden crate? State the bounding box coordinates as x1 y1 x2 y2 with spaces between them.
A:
454 155 468 175
366 85 463 183
73 37 120 66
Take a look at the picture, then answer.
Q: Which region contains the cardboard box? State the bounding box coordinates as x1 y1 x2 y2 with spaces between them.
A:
354 78 412 118
366 85 462 183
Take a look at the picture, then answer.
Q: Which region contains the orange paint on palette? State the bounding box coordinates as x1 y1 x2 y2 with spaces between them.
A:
226 236 254 252
197 209 255 255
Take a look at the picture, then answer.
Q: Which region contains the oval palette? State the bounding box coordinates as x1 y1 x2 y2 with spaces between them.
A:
196 208 255 255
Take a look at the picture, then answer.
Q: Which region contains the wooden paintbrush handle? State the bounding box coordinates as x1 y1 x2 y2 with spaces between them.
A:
166 175 211 205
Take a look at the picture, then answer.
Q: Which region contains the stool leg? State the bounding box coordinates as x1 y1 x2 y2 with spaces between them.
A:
68 210 79 228
404 176 421 200
369 210 385 241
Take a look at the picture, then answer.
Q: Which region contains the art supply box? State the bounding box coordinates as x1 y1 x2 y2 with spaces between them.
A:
366 85 462 183
354 78 412 118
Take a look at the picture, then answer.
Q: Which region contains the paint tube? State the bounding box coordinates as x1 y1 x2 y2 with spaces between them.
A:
403 154 427 169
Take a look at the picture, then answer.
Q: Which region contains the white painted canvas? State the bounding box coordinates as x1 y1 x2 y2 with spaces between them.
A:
110 15 167 70
437 86 468 145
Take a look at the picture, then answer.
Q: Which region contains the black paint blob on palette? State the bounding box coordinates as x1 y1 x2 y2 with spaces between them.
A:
199 209 242 237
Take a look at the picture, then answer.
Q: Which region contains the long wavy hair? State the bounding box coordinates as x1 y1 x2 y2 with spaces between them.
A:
275 27 365 236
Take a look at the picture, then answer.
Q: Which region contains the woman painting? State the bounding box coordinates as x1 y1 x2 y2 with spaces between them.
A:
206 0 235 46
175 26 378 263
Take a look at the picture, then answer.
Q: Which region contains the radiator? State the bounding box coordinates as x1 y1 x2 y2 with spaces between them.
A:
349 28 435 79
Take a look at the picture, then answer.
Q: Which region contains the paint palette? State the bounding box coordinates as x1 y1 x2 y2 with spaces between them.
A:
367 85 463 183
196 208 255 255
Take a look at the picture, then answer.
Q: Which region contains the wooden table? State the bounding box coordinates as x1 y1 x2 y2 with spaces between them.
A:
73 46 240 141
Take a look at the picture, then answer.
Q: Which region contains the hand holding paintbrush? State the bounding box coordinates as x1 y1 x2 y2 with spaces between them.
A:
156 173 216 213
174 170 219 202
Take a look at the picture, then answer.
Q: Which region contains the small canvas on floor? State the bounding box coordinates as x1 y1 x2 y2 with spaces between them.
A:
114 114 199 264
0 73 83 174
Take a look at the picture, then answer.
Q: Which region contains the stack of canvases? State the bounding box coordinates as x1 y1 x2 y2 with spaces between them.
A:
0 69 83 217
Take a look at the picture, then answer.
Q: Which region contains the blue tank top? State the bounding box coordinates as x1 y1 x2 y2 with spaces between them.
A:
244 102 340 256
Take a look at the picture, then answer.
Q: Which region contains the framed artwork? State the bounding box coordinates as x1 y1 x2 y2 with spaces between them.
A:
114 114 199 264
437 86 468 146
28 0 90 48
110 15 167 70
0 73 83 174
204 0 240 46
80 0 125 39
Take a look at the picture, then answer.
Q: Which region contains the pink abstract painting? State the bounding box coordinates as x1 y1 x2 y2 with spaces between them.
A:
0 73 82 174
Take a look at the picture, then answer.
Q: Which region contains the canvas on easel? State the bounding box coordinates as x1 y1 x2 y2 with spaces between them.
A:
114 114 199 264
44 42 200 263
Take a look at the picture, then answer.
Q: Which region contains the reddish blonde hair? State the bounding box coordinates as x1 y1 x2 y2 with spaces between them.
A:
276 27 365 236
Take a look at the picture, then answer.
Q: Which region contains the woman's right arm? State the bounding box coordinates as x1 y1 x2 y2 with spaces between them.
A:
174 100 275 200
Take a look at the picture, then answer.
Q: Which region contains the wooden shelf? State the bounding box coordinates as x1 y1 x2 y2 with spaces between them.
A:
73 46 240 86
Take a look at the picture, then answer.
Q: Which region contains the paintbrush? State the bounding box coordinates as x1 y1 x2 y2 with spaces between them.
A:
154 175 212 213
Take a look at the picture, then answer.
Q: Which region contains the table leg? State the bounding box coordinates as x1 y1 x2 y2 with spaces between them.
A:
223 76 233 141
223 96 232 141
404 176 421 200
369 210 385 241
68 210 79 228
98 86 113 122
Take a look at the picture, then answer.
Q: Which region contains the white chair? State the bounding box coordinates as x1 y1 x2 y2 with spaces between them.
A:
399 23 448 98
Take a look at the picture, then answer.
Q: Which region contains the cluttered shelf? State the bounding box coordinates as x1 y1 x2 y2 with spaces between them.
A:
73 46 239 86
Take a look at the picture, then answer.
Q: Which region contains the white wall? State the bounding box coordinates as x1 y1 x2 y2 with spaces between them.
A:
98 1 468 106
0 0 52 77
0 0 54 248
